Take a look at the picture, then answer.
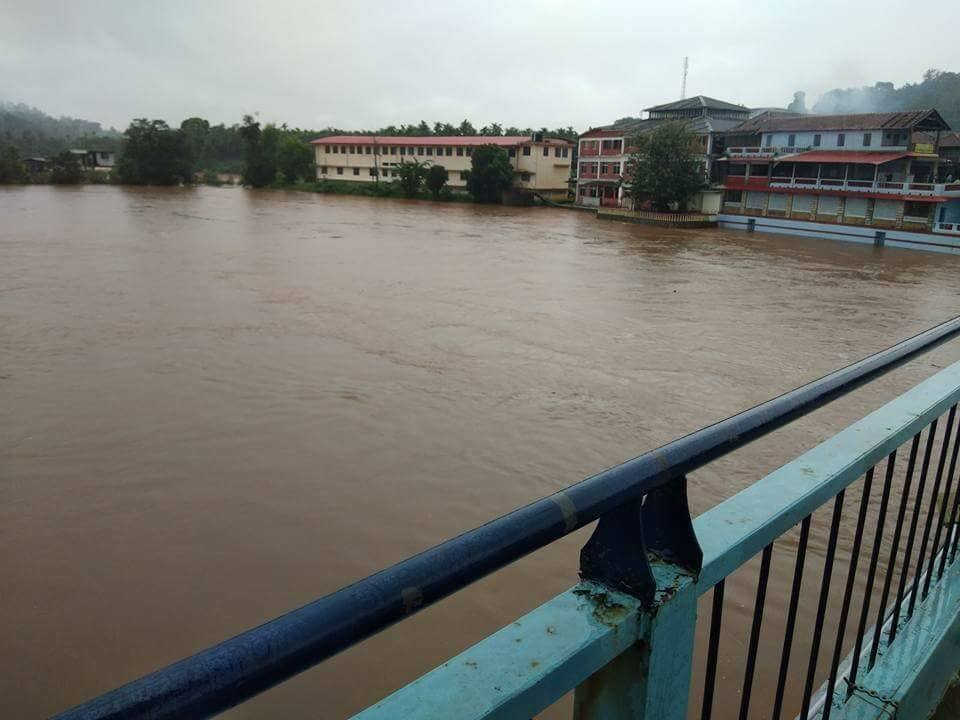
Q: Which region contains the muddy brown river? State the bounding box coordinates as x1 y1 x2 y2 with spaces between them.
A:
3 185 960 719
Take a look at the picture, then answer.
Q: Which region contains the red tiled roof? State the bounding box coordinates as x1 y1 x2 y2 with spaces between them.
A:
310 135 569 146
777 151 913 165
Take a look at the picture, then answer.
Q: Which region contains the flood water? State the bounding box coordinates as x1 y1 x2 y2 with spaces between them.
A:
3 185 960 719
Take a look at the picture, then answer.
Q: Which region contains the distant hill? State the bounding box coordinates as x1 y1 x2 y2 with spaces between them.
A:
0 101 121 157
814 70 960 129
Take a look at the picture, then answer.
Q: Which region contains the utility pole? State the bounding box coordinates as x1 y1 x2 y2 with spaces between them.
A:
681 57 689 100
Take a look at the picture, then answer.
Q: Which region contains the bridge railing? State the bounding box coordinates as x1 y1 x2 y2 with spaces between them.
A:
55 318 960 720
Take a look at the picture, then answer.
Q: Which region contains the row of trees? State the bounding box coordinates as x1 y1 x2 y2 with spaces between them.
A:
387 145 515 202
347 120 578 142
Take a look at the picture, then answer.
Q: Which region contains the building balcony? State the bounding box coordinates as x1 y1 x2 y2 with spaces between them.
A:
600 146 623 156
579 171 598 179
598 172 621 180
934 221 960 236
724 147 776 159
725 146 813 158
762 177 959 197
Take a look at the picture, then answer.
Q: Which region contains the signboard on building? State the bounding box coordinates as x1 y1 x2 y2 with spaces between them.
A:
913 143 935 154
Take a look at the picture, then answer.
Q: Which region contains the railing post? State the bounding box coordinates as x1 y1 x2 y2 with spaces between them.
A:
572 572 697 720
573 477 702 720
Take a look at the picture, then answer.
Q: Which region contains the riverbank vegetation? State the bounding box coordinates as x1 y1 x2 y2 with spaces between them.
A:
0 106 566 204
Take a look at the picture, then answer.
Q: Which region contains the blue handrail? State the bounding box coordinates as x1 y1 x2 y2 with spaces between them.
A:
55 316 960 720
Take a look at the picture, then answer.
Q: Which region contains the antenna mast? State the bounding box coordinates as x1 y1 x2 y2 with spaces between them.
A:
681 56 689 99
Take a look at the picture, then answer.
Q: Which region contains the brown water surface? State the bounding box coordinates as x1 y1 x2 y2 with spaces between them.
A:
2 186 960 718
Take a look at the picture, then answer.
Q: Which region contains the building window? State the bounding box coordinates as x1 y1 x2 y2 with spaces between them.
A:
543 147 549 157
521 172 531 182
333 146 339 154
456 147 464 156
845 197 868 217
768 193 789 211
383 170 390 178
365 146 371 154
522 146 531 156
325 145 331 153
724 190 743 204
426 147 433 156
813 134 821 147
904 201 930 219
787 134 796 147
417 147 424 156
460 171 468 181
554 147 561 158
446 147 453 156
466 147 472 156
340 146 347 154
390 146 397 155
562 147 568 158
873 199 900 220
837 133 845 147
369 168 378 177
863 133 872 147
320 166 327 174
763 135 772 148
353 168 360 176
336 167 343 175
508 148 516 157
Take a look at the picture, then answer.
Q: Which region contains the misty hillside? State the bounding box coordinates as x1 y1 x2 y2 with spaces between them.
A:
0 101 121 156
814 70 960 129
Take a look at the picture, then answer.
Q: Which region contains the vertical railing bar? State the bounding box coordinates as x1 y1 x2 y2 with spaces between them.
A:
869 433 920 670
892 418 938 636
822 469 874 720
924 405 959 596
771 516 812 720
943 465 960 572
799 490 845 720
738 544 773 720
700 580 725 720
847 451 896 696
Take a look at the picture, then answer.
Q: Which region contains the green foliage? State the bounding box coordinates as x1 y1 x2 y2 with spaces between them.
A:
466 145 513 203
814 70 960 128
50 151 85 184
115 119 192 185
277 135 315 183
426 164 449 198
0 145 27 184
626 123 704 212
393 159 429 197
240 116 282 187
83 169 114 185
479 123 503 137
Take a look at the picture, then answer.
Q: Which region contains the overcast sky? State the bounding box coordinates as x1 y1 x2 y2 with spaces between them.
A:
2 0 957 132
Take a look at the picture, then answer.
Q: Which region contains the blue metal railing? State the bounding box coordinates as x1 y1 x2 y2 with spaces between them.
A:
55 317 960 720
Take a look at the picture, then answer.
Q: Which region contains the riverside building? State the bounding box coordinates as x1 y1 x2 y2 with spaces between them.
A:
713 109 960 253
310 134 573 199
